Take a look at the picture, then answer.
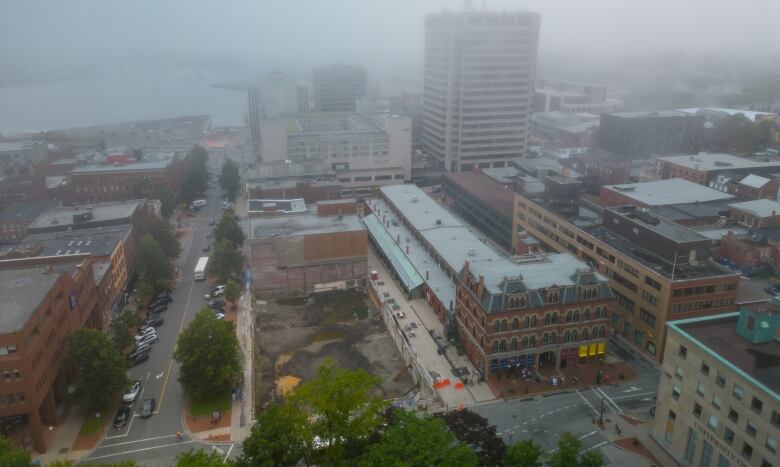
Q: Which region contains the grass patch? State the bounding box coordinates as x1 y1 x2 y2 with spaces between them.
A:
310 329 344 342
311 290 369 323
190 393 231 418
80 408 111 435
276 296 308 306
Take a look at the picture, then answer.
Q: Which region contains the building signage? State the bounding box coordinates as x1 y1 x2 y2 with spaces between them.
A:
693 421 750 467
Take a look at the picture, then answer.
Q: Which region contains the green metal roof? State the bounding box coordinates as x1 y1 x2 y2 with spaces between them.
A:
362 213 425 291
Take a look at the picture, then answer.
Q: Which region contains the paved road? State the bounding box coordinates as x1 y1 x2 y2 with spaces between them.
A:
471 338 660 459
85 170 238 465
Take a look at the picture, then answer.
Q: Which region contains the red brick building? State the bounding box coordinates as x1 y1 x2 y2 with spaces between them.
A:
0 177 50 211
246 180 342 204
0 201 58 244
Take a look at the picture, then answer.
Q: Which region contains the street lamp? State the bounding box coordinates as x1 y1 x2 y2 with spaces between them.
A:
598 398 605 426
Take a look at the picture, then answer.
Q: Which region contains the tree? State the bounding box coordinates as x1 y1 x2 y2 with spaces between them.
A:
182 145 210 203
359 410 478 467
224 279 241 302
707 114 773 154
236 404 307 467
547 433 603 467
219 159 241 201
0 436 32 467
214 212 244 247
136 277 154 305
65 328 130 410
505 439 543 467
52 461 136 467
174 308 242 399
439 409 506 466
176 449 229 467
288 359 385 465
207 239 244 283
154 187 175 218
148 218 182 258
137 235 174 293
110 309 140 351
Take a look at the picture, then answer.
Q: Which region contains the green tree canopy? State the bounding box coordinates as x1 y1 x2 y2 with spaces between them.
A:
505 439 544 467
0 436 32 467
153 187 175 219
359 410 478 467
236 404 307 467
224 279 241 302
110 309 140 351
439 409 506 466
288 359 385 465
214 212 244 247
547 433 603 467
182 145 210 202
148 218 181 258
174 308 242 399
207 239 244 283
707 114 773 154
219 159 241 202
65 328 130 410
137 235 174 293
175 449 229 467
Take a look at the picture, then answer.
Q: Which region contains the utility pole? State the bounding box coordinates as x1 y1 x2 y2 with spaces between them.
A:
599 398 605 426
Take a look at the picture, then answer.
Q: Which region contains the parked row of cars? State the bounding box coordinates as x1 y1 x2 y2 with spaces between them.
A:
128 290 171 366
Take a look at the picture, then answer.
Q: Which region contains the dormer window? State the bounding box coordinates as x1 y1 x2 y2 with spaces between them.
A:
581 287 598 300
507 294 527 309
546 289 559 304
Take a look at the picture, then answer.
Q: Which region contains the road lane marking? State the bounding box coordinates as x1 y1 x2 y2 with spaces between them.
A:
576 390 599 416
580 441 607 453
224 443 235 462
578 430 598 440
98 434 178 448
104 414 138 440
592 388 622 413
87 440 194 460
611 391 655 400
156 277 196 413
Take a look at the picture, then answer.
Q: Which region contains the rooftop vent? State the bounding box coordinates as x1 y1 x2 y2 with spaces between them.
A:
411 196 419 203
435 219 442 225
468 248 476 256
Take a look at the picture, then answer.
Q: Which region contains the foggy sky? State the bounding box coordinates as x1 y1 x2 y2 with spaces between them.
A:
2 0 779 77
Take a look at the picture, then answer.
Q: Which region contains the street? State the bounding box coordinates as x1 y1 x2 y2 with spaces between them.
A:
84 170 238 465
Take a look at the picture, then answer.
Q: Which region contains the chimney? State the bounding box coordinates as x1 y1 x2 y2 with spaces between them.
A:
477 273 485 296
406 245 409 254
464 260 470 278
449 301 453 311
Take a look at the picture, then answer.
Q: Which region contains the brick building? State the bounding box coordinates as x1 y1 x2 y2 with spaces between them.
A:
599 178 735 209
597 111 704 158
0 177 50 211
246 180 342 204
657 153 780 188
0 201 58 244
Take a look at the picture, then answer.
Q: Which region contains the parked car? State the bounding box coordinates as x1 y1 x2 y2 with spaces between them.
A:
129 343 151 358
764 284 780 295
209 219 217 226
149 296 171 308
212 307 225 315
143 316 164 328
113 406 131 428
215 313 225 320
129 352 149 367
148 304 167 314
207 299 225 309
203 244 211 252
122 380 141 403
140 398 156 418
137 333 158 346
135 327 156 341
206 231 213 238
154 292 172 303
204 286 225 299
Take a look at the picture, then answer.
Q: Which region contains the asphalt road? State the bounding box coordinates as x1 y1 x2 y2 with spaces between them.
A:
471 338 661 459
84 179 237 465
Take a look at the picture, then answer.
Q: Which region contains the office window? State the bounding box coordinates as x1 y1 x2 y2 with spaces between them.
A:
741 442 753 461
772 410 780 429
13 370 20 381
697 382 707 397
766 435 777 454
746 420 757 438
685 428 699 463
693 402 703 418
733 384 744 400
716 372 726 387
701 362 710 376
679 345 688 358
729 408 739 423
724 427 735 445
700 441 714 467
760 460 773 467
751 397 763 414
676 366 684 379
672 384 681 400
717 454 730 467
707 414 718 431
712 394 721 409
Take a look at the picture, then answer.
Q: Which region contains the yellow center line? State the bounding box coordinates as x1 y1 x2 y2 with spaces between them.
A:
156 271 196 413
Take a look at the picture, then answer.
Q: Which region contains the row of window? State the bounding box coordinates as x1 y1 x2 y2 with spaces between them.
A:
491 307 608 333
0 392 26 408
490 327 607 353
1 369 22 383
670 297 734 313
0 345 17 355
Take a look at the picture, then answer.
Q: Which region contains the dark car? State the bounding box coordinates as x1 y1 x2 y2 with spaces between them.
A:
207 299 225 309
143 316 164 328
149 297 171 308
129 351 149 367
209 219 216 226
212 307 226 315
148 304 167 314
154 291 172 301
203 244 211 252
764 284 780 296
140 398 156 418
113 406 131 428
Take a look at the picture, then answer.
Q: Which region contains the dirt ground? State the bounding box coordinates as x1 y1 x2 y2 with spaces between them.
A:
254 290 415 410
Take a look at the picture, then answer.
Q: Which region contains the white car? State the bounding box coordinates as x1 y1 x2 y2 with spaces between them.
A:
204 285 225 299
123 380 141 403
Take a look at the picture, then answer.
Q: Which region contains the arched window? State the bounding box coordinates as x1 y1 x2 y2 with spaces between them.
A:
524 316 531 328
572 329 578 341
552 313 558 324
573 310 579 322
530 316 537 328
492 340 500 353
542 333 549 345
566 310 573 323
581 328 588 340
592 326 600 338
521 336 529 349
564 330 571 343
498 340 507 352
583 308 591 321
510 338 518 351
511 318 519 330
529 335 536 347
550 333 556 344
500 320 508 331
544 313 553 325
493 321 501 333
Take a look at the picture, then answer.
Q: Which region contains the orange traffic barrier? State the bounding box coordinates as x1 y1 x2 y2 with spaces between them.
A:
433 378 451 389
454 381 465 390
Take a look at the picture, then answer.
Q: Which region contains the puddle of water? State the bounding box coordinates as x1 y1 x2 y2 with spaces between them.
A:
276 375 302 395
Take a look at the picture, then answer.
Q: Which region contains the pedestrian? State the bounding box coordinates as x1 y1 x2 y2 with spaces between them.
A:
615 423 620 435
176 431 182 442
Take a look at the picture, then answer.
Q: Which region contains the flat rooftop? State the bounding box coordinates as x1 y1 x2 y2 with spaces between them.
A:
249 212 363 239
677 107 777 122
0 142 45 152
250 179 340 190
604 178 735 206
70 160 171 174
444 172 515 218
0 267 62 333
658 153 780 172
728 199 780 218
286 113 387 135
247 199 307 214
0 200 58 223
21 225 131 257
671 312 780 396
28 200 142 230
481 166 521 185
606 110 692 119
609 206 708 244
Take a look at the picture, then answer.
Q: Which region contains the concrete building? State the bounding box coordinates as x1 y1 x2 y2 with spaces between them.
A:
246 180 342 204
598 111 705 158
296 83 310 113
259 113 411 193
533 79 620 114
312 64 367 112
657 154 780 196
652 308 779 467
441 171 515 252
729 200 780 229
0 142 49 177
678 107 777 123
248 86 262 153
0 176 50 211
248 200 367 296
0 201 58 244
514 189 741 361
421 10 540 171
600 178 735 208
531 112 600 160
0 260 100 452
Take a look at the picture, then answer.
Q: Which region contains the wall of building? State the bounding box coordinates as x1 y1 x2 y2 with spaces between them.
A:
303 230 367 262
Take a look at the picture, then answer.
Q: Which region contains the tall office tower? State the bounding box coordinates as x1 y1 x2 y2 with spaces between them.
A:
247 86 262 154
296 83 310 113
312 64 367 112
421 10 541 172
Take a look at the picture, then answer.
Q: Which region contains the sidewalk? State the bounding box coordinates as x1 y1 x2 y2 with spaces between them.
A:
599 414 679 467
229 284 254 442
34 405 90 465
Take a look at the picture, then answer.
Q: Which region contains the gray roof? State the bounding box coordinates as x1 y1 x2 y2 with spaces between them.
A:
0 200 58 223
247 199 307 214
604 178 735 206
0 268 62 333
21 224 132 257
28 200 142 230
70 160 171 174
729 199 780 218
607 110 691 119
250 212 363 239
658 153 780 171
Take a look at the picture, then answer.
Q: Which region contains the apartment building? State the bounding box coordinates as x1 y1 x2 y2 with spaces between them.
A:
597 111 705 158
312 64 367 112
514 192 740 361
653 308 779 467
421 9 540 171
533 78 620 114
